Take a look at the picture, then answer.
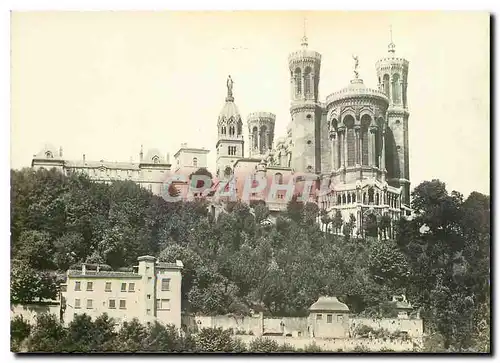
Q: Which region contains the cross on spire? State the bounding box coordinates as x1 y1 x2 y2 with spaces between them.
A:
301 15 308 48
388 24 396 54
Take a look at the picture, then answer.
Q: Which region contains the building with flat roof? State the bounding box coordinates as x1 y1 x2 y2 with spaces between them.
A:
61 256 183 328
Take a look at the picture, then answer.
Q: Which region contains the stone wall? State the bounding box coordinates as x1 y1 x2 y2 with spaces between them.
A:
11 303 61 325
182 313 423 341
350 317 423 338
236 335 420 352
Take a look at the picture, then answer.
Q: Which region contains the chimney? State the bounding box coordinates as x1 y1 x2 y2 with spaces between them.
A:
82 263 86 275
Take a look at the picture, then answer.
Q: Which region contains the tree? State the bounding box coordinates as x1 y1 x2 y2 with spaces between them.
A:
286 195 304 223
26 313 67 352
194 327 246 352
332 210 343 234
11 260 58 303
364 214 378 238
115 318 147 352
320 209 331 233
14 230 55 270
368 239 409 291
11 316 31 352
379 215 391 240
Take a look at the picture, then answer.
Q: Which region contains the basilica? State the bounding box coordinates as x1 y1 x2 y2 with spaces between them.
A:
32 33 412 234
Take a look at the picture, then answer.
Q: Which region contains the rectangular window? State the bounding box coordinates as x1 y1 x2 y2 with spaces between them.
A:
148 277 152 282
75 298 81 309
86 282 93 291
128 283 135 292
109 299 116 309
105 282 112 292
119 300 126 309
156 299 171 310
147 294 151 300
75 281 81 291
327 314 333 323
87 299 93 309
121 283 127 292
316 314 322 320
161 278 170 291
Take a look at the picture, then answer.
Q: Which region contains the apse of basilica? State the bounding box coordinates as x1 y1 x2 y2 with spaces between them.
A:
32 32 412 235
214 33 411 233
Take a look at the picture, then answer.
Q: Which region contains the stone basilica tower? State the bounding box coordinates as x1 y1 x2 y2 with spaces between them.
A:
376 37 410 206
247 112 276 159
288 34 322 174
216 76 244 179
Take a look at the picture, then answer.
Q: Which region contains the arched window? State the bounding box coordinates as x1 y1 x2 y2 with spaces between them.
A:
237 122 242 135
45 151 53 159
274 173 283 184
363 192 367 204
368 188 374 203
383 74 390 96
304 67 312 96
229 125 235 136
295 68 302 95
342 194 346 204
337 195 341 205
193 157 198 167
361 115 371 166
221 126 226 135
252 127 258 149
392 73 401 104
152 155 160 164
347 194 351 204
260 126 267 153
224 166 232 178
375 193 379 205
352 193 356 203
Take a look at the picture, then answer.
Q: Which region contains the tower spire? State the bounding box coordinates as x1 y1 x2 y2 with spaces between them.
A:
388 25 396 54
301 16 308 48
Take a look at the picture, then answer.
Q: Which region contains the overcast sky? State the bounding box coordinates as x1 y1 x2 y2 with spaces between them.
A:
11 11 490 196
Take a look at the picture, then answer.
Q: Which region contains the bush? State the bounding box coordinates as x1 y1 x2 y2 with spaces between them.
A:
304 342 322 352
11 316 31 352
195 327 244 352
277 343 296 352
249 337 280 352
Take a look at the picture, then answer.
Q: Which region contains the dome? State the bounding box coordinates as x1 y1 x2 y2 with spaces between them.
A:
326 78 389 106
309 296 350 313
219 101 241 122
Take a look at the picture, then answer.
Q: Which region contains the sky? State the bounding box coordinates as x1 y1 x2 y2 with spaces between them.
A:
10 11 490 197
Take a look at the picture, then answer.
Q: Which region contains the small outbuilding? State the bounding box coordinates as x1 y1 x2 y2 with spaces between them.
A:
308 296 350 338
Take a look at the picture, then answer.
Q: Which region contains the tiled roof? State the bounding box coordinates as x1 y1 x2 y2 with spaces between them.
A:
67 270 141 279
309 296 350 312
156 262 180 269
65 160 141 170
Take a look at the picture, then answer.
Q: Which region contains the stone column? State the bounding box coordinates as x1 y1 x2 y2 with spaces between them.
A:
331 132 337 170
389 75 393 104
381 130 386 171
369 128 376 166
339 129 345 166
354 126 360 166
343 130 348 167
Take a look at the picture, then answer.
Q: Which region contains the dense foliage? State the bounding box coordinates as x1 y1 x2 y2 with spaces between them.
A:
10 168 490 352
